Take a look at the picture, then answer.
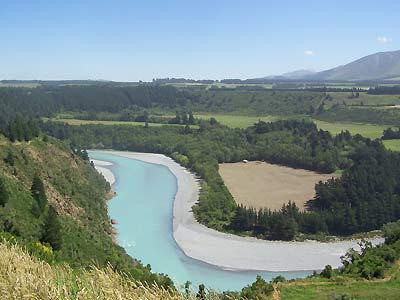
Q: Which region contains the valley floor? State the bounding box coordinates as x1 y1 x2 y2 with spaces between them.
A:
92 151 383 272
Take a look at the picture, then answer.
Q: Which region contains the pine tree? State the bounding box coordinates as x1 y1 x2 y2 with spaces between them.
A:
0 177 9 206
188 111 195 125
181 112 188 125
41 206 62 250
4 149 14 166
7 121 17 142
31 174 47 217
175 111 181 124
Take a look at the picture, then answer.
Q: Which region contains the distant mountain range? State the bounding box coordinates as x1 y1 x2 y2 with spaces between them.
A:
268 50 400 81
264 69 316 80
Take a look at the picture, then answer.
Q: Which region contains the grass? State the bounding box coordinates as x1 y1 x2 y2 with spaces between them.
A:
0 241 191 300
195 113 282 128
280 278 400 300
382 140 400 151
5 238 399 300
194 113 400 152
278 260 400 300
43 118 199 128
325 92 400 108
313 119 388 139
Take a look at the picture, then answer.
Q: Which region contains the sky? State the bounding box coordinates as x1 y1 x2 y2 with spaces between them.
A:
1 0 399 81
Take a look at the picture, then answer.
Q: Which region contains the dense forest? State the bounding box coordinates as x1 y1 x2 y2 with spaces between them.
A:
40 119 400 240
0 85 324 126
368 86 400 95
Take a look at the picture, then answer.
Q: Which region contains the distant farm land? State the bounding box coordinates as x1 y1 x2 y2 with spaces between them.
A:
195 114 282 128
43 118 199 128
313 119 388 139
219 161 336 210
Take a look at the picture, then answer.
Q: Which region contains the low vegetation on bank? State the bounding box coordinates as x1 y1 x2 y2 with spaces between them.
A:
1 220 399 299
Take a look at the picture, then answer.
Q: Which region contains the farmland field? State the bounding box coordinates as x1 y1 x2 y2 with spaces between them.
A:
382 140 400 151
218 161 336 210
195 113 282 128
312 119 387 139
43 118 198 128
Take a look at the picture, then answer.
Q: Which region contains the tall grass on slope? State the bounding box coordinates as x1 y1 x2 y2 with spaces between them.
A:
0 241 209 300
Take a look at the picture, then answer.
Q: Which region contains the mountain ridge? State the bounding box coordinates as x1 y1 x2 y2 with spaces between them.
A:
267 50 400 81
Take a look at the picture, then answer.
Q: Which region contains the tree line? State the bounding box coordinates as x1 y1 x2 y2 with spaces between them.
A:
382 127 400 140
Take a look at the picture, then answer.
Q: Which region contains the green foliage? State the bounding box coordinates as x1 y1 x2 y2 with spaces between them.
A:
6 117 40 142
196 284 206 300
30 174 47 218
272 275 286 284
42 119 400 240
241 275 274 300
383 220 400 244
41 206 62 251
340 238 400 279
382 127 400 140
316 106 400 127
0 231 57 264
0 135 173 288
4 149 14 166
0 177 9 207
320 265 333 279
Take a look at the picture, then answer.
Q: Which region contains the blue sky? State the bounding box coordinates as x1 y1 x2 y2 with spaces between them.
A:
1 0 399 81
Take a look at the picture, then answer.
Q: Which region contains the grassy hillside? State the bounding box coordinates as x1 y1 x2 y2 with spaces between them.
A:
0 134 171 287
1 223 399 300
0 241 182 300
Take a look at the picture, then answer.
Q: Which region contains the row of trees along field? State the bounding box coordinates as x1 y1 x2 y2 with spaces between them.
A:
0 85 325 127
382 127 400 140
41 119 400 240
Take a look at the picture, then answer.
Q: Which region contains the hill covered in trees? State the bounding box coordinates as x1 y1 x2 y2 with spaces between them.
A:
0 133 172 287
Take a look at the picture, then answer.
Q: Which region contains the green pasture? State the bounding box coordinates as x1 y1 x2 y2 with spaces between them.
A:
43 118 198 128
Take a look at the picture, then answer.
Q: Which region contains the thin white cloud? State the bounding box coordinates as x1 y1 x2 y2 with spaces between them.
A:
304 50 314 56
377 36 392 44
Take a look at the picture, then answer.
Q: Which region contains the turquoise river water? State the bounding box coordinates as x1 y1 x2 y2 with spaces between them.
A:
89 151 311 291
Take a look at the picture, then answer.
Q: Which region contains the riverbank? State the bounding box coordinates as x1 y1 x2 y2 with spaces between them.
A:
91 151 383 272
92 159 116 186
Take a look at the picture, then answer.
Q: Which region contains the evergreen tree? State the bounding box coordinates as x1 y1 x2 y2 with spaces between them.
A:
31 174 47 217
4 149 14 166
188 111 195 125
7 121 17 142
181 111 188 124
175 111 181 124
0 177 9 206
41 206 62 251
